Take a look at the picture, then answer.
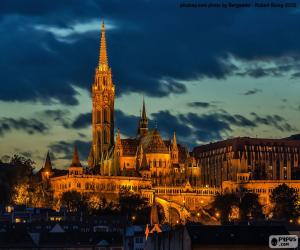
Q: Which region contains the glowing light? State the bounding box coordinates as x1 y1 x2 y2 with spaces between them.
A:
132 216 136 220
176 220 179 224
289 219 293 223
197 212 200 217
200 200 204 204
215 212 220 218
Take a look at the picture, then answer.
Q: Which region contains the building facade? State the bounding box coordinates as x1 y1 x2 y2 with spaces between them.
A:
193 137 300 187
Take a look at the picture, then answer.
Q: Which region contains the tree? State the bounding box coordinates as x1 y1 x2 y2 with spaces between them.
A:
0 154 35 205
212 192 239 224
239 193 264 222
270 183 299 221
118 188 153 224
60 191 88 213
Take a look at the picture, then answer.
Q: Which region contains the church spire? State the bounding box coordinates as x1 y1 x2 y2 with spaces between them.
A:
137 97 148 136
43 151 53 171
99 20 108 69
41 151 53 180
172 131 178 150
142 96 147 120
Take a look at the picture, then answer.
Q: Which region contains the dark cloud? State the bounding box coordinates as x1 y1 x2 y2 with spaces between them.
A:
49 139 90 161
243 88 262 96
187 102 213 108
0 1 299 104
151 110 193 138
72 112 91 129
291 72 300 79
250 112 295 132
0 117 49 136
115 110 139 137
37 109 70 128
150 110 295 145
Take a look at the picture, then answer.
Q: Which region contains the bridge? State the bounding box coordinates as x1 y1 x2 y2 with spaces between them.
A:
141 182 221 224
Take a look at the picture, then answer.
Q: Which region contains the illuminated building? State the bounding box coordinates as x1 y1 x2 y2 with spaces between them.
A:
42 20 300 223
193 137 300 187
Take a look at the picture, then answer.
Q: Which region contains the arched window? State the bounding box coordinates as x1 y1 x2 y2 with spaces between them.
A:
104 109 107 122
104 130 108 144
97 132 101 145
96 111 101 123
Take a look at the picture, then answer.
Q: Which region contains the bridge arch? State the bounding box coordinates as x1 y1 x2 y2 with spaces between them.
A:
155 196 190 224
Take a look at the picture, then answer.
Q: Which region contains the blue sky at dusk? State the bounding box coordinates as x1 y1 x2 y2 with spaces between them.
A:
0 0 300 169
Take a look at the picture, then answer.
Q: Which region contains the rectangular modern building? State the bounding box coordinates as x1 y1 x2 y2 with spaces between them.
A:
193 137 300 187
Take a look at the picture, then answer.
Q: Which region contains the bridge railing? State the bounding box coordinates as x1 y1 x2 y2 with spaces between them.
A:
153 186 220 196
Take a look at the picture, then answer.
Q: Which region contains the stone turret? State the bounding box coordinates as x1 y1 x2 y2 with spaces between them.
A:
69 146 83 176
171 131 179 164
41 151 53 180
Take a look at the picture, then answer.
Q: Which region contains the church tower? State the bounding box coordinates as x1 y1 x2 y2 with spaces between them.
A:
89 21 115 168
137 98 148 136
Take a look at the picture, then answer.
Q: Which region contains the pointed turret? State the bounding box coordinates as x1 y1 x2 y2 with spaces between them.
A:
171 131 179 164
70 146 82 168
44 151 53 171
137 97 148 136
41 151 53 180
99 20 108 69
116 128 121 144
69 146 83 176
172 131 178 150
142 97 147 120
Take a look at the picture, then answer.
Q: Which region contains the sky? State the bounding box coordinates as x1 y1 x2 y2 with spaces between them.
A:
0 0 300 169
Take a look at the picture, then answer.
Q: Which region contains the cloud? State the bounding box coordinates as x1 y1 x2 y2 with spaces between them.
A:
72 112 91 129
151 110 193 138
187 102 213 108
37 109 71 128
115 110 139 137
0 1 299 104
149 109 295 146
291 72 300 79
250 112 295 132
49 139 90 160
243 88 262 96
0 117 49 137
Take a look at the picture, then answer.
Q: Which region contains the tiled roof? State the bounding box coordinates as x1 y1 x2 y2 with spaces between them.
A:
121 138 139 156
140 129 169 154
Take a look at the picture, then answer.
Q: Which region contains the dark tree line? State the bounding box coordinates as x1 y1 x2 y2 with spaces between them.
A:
212 183 299 224
60 188 165 224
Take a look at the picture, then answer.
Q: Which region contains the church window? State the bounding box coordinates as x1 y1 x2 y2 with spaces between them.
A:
104 130 108 144
96 111 101 123
104 109 107 122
